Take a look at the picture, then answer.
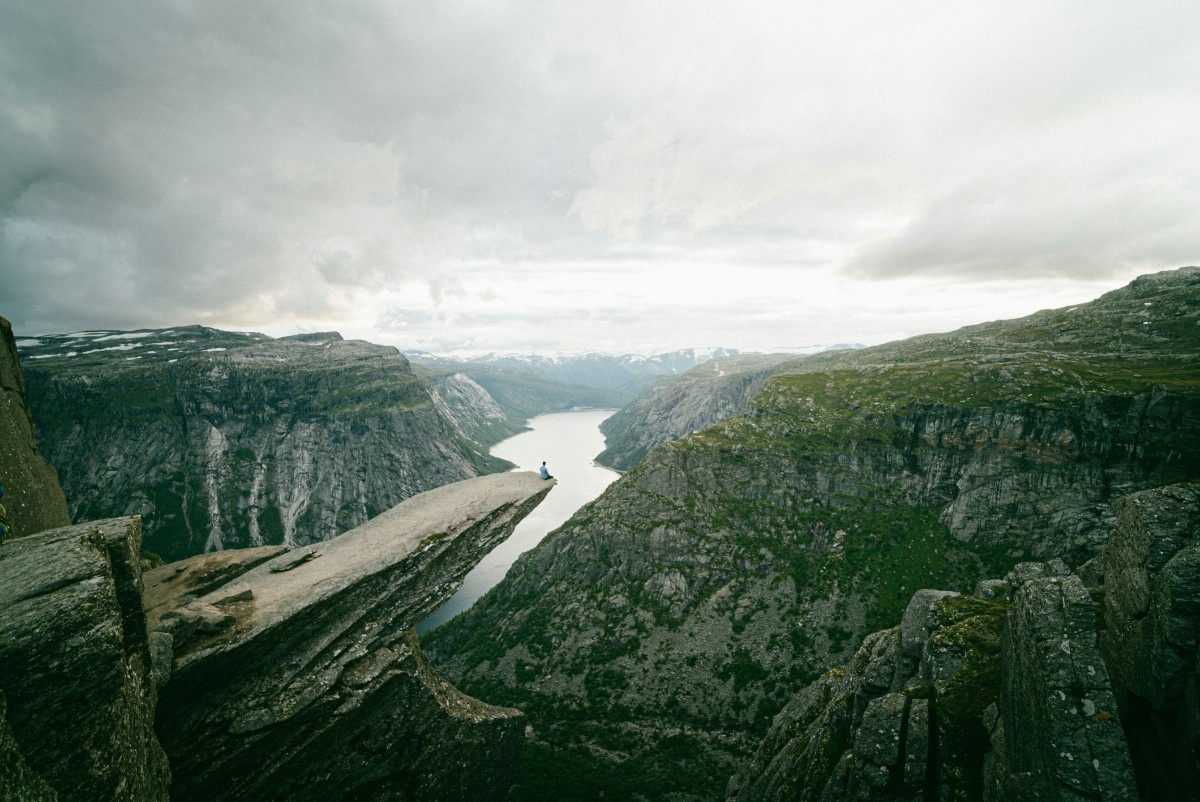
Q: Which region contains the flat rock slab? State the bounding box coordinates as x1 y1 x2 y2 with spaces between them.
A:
188 471 552 649
156 471 553 802
144 545 286 630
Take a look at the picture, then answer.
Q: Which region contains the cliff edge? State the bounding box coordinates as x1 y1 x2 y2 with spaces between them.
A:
0 517 170 800
0 316 70 537
152 471 553 801
729 482 1200 801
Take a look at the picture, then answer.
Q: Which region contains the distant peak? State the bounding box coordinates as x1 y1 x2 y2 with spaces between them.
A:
279 331 344 343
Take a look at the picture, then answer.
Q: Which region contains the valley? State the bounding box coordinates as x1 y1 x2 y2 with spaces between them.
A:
422 267 1200 800
3 266 1199 800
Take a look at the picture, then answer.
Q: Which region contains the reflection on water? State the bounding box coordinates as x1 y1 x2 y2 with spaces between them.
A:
417 409 619 633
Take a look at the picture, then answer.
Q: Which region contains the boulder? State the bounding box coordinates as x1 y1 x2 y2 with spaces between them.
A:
0 517 169 800
1099 483 1200 801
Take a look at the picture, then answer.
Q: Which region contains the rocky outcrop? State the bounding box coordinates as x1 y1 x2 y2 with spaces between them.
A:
409 356 630 419
423 370 526 447
1096 482 1200 801
984 562 1136 801
730 560 1138 802
0 516 170 800
19 326 511 560
153 472 552 801
426 268 1200 799
0 315 71 537
596 353 800 471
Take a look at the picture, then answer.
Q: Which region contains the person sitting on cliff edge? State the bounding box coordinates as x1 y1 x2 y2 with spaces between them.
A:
539 462 553 480
0 486 10 544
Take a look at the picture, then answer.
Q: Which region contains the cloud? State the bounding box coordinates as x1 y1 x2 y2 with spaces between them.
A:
0 0 617 333
846 138 1200 281
562 1 1200 280
2 0 1196 351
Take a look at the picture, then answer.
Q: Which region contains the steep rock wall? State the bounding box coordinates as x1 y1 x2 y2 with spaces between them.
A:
1097 482 1200 801
21 328 509 560
0 516 170 800
0 315 71 536
425 370 526 447
730 561 1138 802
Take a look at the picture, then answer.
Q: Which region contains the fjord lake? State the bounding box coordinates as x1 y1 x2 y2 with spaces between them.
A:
418 409 620 632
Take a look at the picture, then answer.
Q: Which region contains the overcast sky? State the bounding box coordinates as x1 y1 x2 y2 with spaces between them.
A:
2 1 1197 355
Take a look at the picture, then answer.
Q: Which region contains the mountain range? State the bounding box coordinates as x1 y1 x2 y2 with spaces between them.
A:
423 266 1200 800
4 268 1199 800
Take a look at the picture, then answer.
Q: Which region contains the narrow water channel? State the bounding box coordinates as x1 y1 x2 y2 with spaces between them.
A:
417 409 620 633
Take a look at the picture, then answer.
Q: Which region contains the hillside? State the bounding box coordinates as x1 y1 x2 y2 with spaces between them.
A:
595 353 805 472
424 267 1200 800
17 327 512 561
408 359 628 420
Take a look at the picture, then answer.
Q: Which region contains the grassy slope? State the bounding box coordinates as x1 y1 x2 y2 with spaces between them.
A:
431 269 1200 799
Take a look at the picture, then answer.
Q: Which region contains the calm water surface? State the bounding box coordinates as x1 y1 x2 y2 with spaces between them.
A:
418 409 620 633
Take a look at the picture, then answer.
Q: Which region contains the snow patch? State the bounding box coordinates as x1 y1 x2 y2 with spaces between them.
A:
83 343 142 353
92 331 155 342
15 339 41 347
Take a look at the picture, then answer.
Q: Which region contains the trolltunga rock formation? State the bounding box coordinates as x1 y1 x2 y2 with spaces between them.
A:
152 471 553 802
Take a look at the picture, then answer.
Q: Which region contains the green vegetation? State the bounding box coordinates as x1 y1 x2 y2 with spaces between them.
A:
932 595 1009 802
420 530 450 546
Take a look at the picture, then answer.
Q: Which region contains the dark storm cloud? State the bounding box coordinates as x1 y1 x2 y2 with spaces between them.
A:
0 0 616 333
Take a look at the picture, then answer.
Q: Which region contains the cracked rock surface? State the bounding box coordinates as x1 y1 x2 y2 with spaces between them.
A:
154 471 552 802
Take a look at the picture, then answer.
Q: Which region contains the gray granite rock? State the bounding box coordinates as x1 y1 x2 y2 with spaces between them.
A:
1099 482 1200 800
0 315 71 538
987 568 1137 801
0 517 170 800
973 578 1009 601
155 472 551 802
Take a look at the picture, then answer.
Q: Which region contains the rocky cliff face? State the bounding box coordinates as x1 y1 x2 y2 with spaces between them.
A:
596 353 800 471
728 558 1140 802
1095 482 1200 801
152 472 552 801
424 267 1200 799
734 480 1200 802
0 516 170 801
0 316 71 537
0 473 551 801
423 370 526 447
19 326 511 561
